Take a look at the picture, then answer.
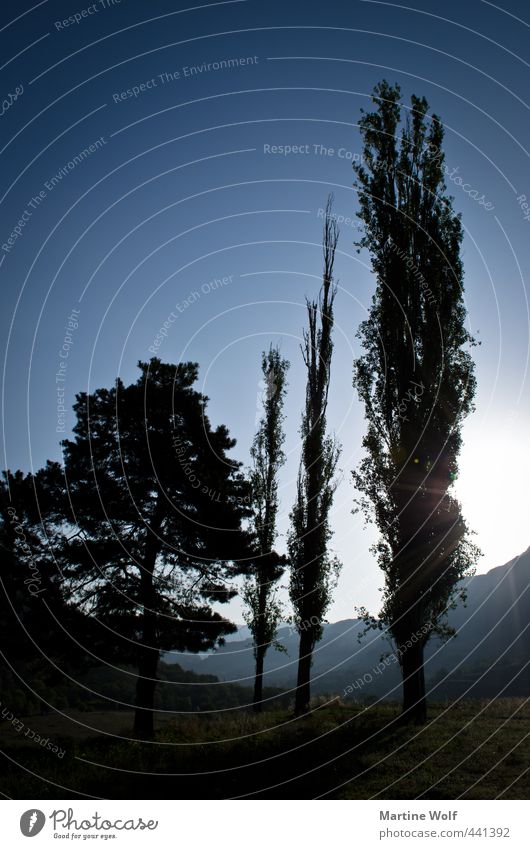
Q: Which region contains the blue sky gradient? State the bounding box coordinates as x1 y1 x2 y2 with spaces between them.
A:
1 0 529 621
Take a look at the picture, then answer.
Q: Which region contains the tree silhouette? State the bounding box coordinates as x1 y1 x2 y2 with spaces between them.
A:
289 196 342 715
40 359 253 738
0 470 100 713
352 81 480 724
243 346 289 712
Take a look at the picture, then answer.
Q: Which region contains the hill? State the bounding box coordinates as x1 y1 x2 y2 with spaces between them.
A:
171 547 530 702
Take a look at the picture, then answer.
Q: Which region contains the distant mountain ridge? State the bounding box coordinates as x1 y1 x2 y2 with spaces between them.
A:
169 547 530 701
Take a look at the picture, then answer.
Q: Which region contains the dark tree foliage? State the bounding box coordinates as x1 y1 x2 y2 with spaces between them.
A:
352 81 480 724
243 346 289 712
39 359 253 738
289 196 341 715
0 470 100 714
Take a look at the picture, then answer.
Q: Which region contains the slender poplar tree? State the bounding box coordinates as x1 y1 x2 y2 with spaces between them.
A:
243 346 289 712
352 81 480 724
289 195 341 715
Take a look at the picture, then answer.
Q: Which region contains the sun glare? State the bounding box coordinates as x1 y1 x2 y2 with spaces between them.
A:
454 416 530 572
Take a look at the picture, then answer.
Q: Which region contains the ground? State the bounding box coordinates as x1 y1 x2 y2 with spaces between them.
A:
0 699 528 799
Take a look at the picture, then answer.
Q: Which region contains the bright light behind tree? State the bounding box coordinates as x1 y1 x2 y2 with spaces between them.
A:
455 415 530 571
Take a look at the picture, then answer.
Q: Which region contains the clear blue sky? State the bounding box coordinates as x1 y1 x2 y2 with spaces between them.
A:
1 0 529 622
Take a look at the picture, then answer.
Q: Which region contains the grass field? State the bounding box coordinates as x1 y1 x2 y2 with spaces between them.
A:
1 699 529 799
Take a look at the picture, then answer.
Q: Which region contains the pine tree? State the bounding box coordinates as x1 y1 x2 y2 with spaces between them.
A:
0 470 100 713
352 81 480 724
40 359 252 738
289 196 341 715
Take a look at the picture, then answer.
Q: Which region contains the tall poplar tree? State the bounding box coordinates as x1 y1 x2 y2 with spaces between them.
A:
352 81 480 724
289 196 341 715
243 346 289 712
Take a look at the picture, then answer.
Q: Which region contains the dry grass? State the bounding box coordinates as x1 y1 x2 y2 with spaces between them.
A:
1 699 529 799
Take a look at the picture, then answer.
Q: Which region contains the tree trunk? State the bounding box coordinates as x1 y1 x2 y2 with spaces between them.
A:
253 645 265 712
295 628 313 715
134 641 159 738
394 553 428 725
252 573 270 712
400 638 427 725
134 535 159 739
